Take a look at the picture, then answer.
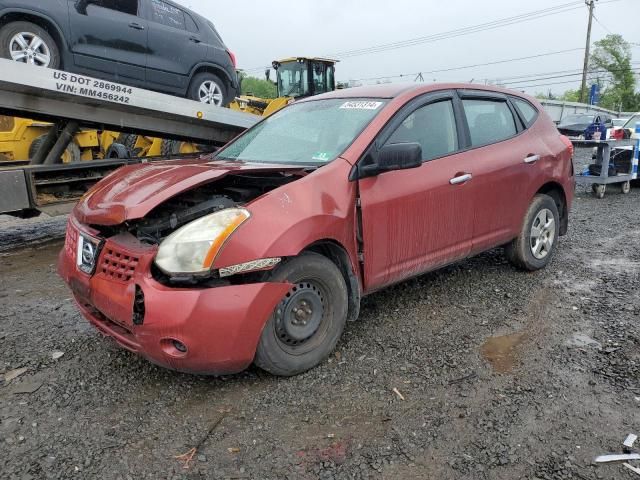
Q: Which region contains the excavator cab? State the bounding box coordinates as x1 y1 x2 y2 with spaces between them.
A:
273 58 337 99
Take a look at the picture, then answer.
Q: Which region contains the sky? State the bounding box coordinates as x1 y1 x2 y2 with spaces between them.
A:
174 0 640 95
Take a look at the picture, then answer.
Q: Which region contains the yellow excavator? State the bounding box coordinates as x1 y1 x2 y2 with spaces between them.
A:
230 57 338 117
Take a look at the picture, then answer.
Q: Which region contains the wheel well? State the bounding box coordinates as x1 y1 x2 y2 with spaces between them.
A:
190 65 232 91
303 240 361 322
0 13 66 64
537 182 568 236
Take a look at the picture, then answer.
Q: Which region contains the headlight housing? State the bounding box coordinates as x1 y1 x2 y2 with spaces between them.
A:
154 208 250 275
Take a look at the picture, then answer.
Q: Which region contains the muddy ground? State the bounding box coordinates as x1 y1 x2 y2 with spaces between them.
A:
1 151 639 479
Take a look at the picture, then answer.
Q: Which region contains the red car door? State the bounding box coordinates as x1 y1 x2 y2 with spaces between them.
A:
457 92 544 254
357 92 476 292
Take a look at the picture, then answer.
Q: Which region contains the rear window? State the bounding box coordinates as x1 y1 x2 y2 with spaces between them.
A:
512 98 538 127
463 99 517 147
92 0 138 15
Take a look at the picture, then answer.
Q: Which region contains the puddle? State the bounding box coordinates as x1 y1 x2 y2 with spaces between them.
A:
565 333 602 349
481 333 525 373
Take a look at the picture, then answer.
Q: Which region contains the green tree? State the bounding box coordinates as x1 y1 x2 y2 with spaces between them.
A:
588 34 639 110
238 72 277 99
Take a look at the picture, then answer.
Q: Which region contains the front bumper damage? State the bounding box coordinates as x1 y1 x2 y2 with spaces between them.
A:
58 218 291 375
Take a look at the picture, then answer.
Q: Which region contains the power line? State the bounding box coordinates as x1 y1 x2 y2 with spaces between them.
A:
592 14 615 34
350 48 585 82
242 2 586 72
502 66 640 86
326 2 586 59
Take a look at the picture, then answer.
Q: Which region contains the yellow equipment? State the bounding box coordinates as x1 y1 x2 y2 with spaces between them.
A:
230 57 338 117
0 115 127 163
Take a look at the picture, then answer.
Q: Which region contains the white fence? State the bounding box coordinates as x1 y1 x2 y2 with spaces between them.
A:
539 99 634 123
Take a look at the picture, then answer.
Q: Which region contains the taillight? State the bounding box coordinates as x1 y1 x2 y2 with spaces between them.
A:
560 135 574 157
227 50 237 68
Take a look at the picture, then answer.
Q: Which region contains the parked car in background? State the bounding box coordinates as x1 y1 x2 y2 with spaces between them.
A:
0 0 238 105
612 118 629 127
58 83 575 376
557 113 613 138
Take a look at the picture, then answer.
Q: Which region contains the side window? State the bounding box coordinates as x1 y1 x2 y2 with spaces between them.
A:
185 13 199 33
92 0 138 15
462 99 517 147
386 100 459 161
148 0 186 29
512 98 538 127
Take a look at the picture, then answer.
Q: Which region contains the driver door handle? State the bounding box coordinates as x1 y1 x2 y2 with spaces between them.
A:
524 154 540 164
450 173 473 185
129 22 145 30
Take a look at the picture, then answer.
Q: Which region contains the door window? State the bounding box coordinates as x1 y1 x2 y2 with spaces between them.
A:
91 0 138 15
148 0 186 29
463 99 517 147
385 100 458 161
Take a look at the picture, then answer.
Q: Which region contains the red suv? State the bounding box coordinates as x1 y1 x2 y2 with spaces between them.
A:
58 84 574 376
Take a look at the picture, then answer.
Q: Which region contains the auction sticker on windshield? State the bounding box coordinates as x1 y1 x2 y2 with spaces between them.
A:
340 101 383 110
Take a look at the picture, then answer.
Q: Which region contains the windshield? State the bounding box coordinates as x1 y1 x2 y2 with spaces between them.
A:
561 114 594 125
277 62 309 98
216 98 387 165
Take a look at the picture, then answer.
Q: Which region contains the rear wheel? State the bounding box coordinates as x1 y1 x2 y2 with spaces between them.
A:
505 194 560 271
255 253 348 376
188 72 228 106
0 21 60 68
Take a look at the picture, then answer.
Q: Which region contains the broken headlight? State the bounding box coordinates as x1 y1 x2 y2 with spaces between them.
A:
154 208 250 275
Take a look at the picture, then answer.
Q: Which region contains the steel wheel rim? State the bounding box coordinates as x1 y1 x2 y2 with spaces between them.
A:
198 80 223 105
9 32 51 67
274 281 327 353
530 208 556 260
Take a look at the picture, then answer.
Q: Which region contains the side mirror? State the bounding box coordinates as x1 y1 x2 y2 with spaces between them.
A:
356 142 422 179
377 142 422 172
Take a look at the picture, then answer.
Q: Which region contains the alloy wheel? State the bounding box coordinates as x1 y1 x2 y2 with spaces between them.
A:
530 208 556 260
198 80 224 105
10 32 51 67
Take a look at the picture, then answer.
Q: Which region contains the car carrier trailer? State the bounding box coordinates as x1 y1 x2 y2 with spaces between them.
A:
0 59 258 217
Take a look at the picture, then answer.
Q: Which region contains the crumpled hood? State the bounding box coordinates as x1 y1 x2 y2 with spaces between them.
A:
74 158 304 225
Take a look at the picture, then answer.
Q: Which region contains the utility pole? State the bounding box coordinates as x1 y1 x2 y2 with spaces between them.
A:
579 0 596 103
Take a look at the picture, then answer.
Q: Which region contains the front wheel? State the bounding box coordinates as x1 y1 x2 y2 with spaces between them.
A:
255 253 349 376
505 194 560 271
188 72 228 106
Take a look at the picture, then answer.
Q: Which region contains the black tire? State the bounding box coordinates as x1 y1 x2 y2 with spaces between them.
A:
116 133 138 152
188 72 228 106
0 21 60 68
255 253 349 376
105 143 131 159
29 134 81 163
160 139 181 156
505 194 560 271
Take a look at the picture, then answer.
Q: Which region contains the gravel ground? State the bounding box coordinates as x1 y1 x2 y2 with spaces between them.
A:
1 150 639 479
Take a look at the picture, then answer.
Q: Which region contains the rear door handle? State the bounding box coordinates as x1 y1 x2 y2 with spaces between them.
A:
129 22 145 30
189 36 202 43
524 154 540 164
449 173 473 185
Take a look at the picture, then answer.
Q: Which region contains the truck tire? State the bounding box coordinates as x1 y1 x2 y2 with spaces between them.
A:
29 134 81 163
255 253 349 376
0 21 60 68
105 143 131 159
188 72 228 106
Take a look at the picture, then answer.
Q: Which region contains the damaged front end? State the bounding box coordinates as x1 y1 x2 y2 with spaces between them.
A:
78 164 309 286
58 160 311 374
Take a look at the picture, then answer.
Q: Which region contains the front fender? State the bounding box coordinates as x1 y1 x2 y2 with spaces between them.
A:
213 159 358 272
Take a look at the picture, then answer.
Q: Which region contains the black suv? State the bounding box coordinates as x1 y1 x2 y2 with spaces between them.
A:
0 0 238 106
